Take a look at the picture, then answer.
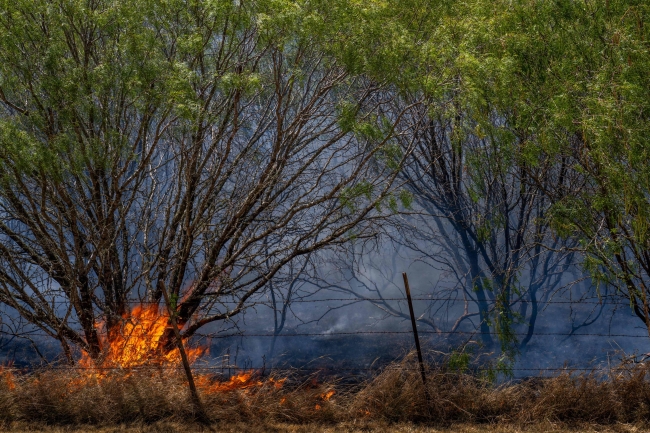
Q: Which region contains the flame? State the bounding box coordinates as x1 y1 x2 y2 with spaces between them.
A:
314 389 335 410
269 376 287 389
0 367 16 390
73 306 289 398
196 371 286 395
198 372 259 393
79 304 204 371
321 389 335 401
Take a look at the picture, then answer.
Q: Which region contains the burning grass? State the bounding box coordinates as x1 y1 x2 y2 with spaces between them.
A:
3 305 650 429
3 357 650 428
0 365 341 426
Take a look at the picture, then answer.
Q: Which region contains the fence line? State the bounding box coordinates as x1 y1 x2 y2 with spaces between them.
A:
21 296 625 305
1 293 647 377
4 330 648 339
2 364 642 374
196 331 649 338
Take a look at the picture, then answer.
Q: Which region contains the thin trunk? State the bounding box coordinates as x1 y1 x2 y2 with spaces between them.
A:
160 285 211 424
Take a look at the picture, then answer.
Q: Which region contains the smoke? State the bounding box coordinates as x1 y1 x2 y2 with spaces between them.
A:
1 234 648 377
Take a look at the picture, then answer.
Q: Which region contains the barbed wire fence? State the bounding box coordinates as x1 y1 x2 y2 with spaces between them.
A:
1 291 648 379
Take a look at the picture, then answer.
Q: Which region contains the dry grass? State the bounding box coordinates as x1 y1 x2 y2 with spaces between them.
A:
1 422 647 433
2 356 650 429
350 359 650 425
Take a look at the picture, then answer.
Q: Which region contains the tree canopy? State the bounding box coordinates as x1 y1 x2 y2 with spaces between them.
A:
1 0 649 365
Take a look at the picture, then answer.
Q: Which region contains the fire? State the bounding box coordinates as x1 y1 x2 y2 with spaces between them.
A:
315 389 335 409
196 371 286 394
0 367 16 390
321 389 335 401
197 372 259 393
79 304 204 370
72 305 289 398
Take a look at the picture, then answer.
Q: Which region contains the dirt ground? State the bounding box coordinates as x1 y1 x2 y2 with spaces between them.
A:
1 422 647 433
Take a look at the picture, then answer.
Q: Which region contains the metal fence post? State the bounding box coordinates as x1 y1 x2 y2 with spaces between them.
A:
402 272 430 403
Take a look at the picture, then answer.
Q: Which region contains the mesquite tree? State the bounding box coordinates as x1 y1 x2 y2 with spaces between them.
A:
314 101 576 356
452 0 650 336
393 103 576 352
0 0 416 363
308 0 618 356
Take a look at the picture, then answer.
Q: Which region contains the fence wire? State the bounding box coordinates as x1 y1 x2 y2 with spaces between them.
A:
1 294 648 377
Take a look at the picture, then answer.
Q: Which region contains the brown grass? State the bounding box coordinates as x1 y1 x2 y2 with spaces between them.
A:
350 356 650 425
0 422 646 433
2 356 650 429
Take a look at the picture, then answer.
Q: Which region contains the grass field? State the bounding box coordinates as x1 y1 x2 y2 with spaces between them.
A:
3 356 650 432
2 422 647 433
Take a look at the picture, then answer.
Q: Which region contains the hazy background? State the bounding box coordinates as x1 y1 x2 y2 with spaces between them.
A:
2 235 647 379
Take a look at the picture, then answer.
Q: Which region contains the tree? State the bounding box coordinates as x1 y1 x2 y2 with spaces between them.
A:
541 1 650 336
393 102 576 353
451 0 650 336
0 0 417 364
309 0 578 355
316 101 577 358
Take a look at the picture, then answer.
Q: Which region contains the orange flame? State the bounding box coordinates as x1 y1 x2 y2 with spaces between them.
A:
321 389 335 401
80 304 204 370
314 389 335 409
0 367 16 390
196 371 286 395
73 306 289 397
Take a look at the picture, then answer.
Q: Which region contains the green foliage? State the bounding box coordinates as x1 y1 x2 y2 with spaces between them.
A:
219 72 263 96
325 0 650 343
336 101 358 133
481 355 515 382
3 0 650 362
398 189 413 210
447 348 471 373
383 189 413 214
169 293 179 314
0 0 289 177
339 181 374 212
